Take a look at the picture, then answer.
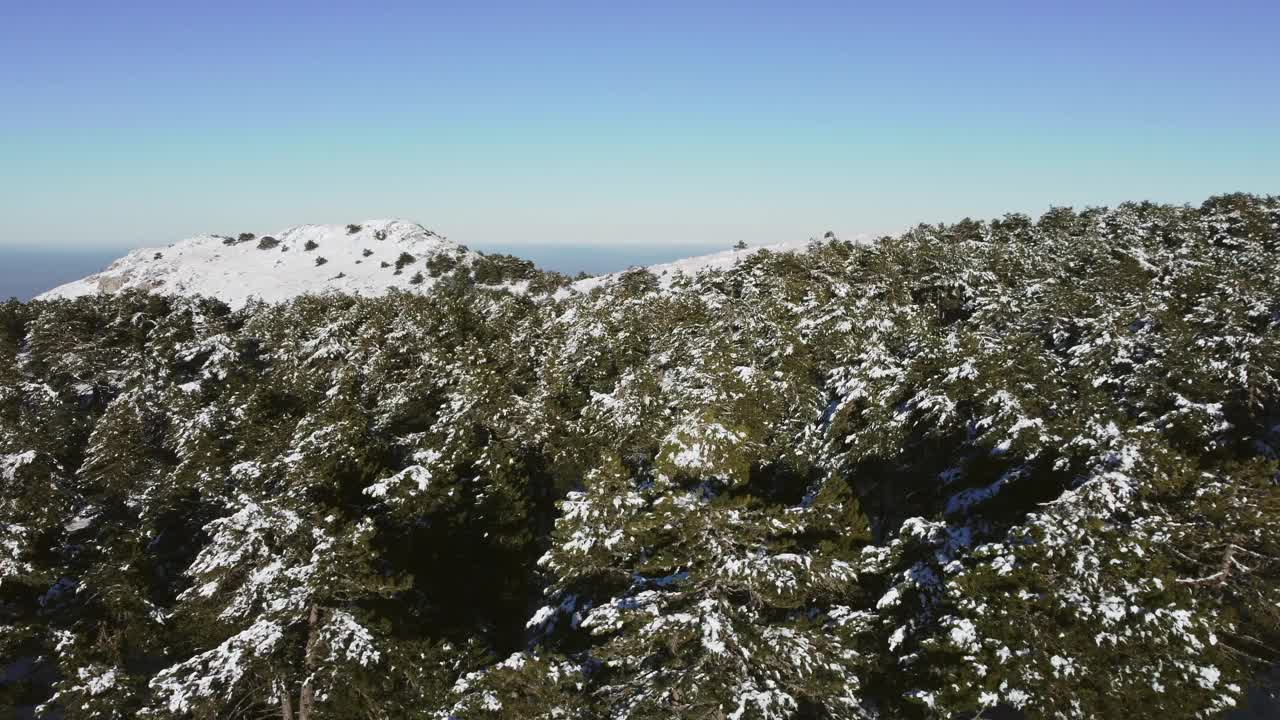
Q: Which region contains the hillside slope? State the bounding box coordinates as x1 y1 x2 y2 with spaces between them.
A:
37 220 471 308
568 233 877 294
38 221 868 307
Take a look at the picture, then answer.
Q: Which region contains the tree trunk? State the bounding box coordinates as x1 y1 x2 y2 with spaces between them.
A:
297 605 320 720
279 678 294 720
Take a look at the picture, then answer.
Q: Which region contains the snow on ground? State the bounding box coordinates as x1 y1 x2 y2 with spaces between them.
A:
38 221 879 308
567 233 875 295
37 220 466 309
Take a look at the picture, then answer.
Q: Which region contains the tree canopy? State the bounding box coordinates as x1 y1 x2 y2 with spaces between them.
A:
1 195 1278 719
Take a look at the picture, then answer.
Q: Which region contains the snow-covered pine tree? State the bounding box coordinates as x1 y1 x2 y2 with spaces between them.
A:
2 195 1277 719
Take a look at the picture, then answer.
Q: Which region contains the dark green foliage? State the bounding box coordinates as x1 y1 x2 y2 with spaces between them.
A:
526 271 571 295
613 266 660 297
256 236 279 250
409 271 424 285
2 195 1277 720
346 224 362 234
424 252 457 277
315 256 327 266
395 252 416 270
362 248 373 257
304 239 319 252
472 252 537 284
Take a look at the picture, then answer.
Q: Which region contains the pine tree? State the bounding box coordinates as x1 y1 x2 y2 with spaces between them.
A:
3 194 1278 719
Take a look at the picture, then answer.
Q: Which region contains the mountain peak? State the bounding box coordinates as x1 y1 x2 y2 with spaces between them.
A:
37 221 470 308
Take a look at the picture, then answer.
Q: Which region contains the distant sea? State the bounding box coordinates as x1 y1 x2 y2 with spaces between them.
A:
0 242 731 301
0 247 130 301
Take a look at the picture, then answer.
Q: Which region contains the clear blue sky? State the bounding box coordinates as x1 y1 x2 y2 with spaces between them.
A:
1 0 1276 251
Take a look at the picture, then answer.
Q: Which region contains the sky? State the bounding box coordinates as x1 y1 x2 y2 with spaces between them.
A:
1 0 1277 253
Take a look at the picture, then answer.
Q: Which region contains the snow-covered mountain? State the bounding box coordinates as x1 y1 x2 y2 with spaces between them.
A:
37 220 471 308
37 221 873 307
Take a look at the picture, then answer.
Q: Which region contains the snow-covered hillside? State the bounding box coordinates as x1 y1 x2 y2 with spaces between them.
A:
568 233 874 294
38 222 878 308
37 220 470 308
